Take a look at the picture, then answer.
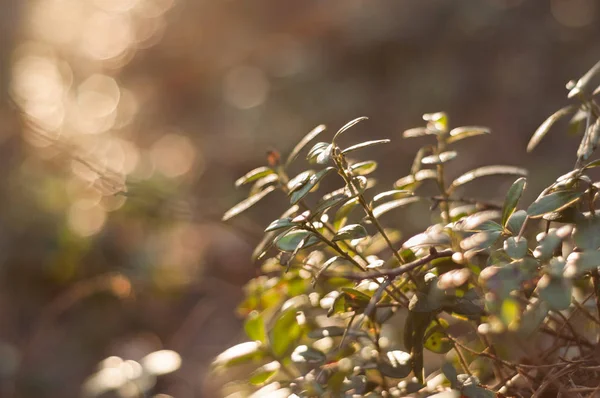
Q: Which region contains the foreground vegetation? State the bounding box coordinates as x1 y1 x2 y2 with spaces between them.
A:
215 61 600 397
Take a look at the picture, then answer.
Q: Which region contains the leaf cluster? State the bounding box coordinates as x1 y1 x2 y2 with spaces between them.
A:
214 61 600 397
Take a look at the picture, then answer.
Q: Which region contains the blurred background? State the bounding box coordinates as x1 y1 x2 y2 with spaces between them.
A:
0 0 599 397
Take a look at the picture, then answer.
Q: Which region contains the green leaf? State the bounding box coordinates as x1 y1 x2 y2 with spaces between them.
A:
313 192 349 215
450 165 527 191
537 275 571 310
460 230 502 252
502 177 527 227
503 236 528 259
276 230 320 252
265 217 298 232
235 167 275 188
287 170 314 192
249 173 279 196
286 124 327 167
289 167 335 205
332 224 368 241
583 158 600 169
270 308 302 357
527 190 583 218
222 186 277 221
527 105 577 152
372 197 421 218
506 210 527 235
372 189 412 203
394 169 437 190
253 206 299 261
423 319 453 354
444 297 485 320
244 311 267 343
500 297 520 327
349 160 378 176
403 228 451 249
565 250 600 278
333 116 368 143
341 139 391 155
249 361 280 385
446 126 490 144
457 210 502 231
421 151 458 165
315 143 334 164
306 142 329 164
328 289 370 316
212 341 265 368
340 287 372 303
377 350 412 379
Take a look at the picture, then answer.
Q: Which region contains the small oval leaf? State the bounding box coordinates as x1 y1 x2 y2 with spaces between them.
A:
394 169 438 190
503 236 528 259
222 186 277 221
501 177 527 227
450 166 527 190
235 167 275 187
446 126 490 144
286 124 326 167
372 189 412 203
506 210 527 235
265 217 298 232
372 197 421 218
270 309 303 357
244 311 267 343
332 224 368 241
290 167 335 205
527 105 577 152
341 139 391 155
276 230 320 252
526 190 583 218
333 116 368 142
349 160 378 176
423 320 453 354
212 341 264 368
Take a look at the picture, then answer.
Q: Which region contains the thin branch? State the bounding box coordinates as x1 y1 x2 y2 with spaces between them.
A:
321 248 453 281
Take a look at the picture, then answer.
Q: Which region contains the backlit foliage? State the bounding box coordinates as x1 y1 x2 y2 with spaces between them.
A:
215 60 600 397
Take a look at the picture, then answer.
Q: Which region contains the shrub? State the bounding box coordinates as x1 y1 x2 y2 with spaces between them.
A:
214 60 600 397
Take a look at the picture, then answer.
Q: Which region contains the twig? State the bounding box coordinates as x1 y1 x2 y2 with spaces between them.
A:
321 248 453 281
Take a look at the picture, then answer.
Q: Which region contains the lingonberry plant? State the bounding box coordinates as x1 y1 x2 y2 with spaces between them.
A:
214 60 600 397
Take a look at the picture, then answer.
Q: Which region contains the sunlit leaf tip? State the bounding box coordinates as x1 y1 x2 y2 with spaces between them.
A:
526 105 577 153
222 185 277 221
333 116 368 142
285 124 327 167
